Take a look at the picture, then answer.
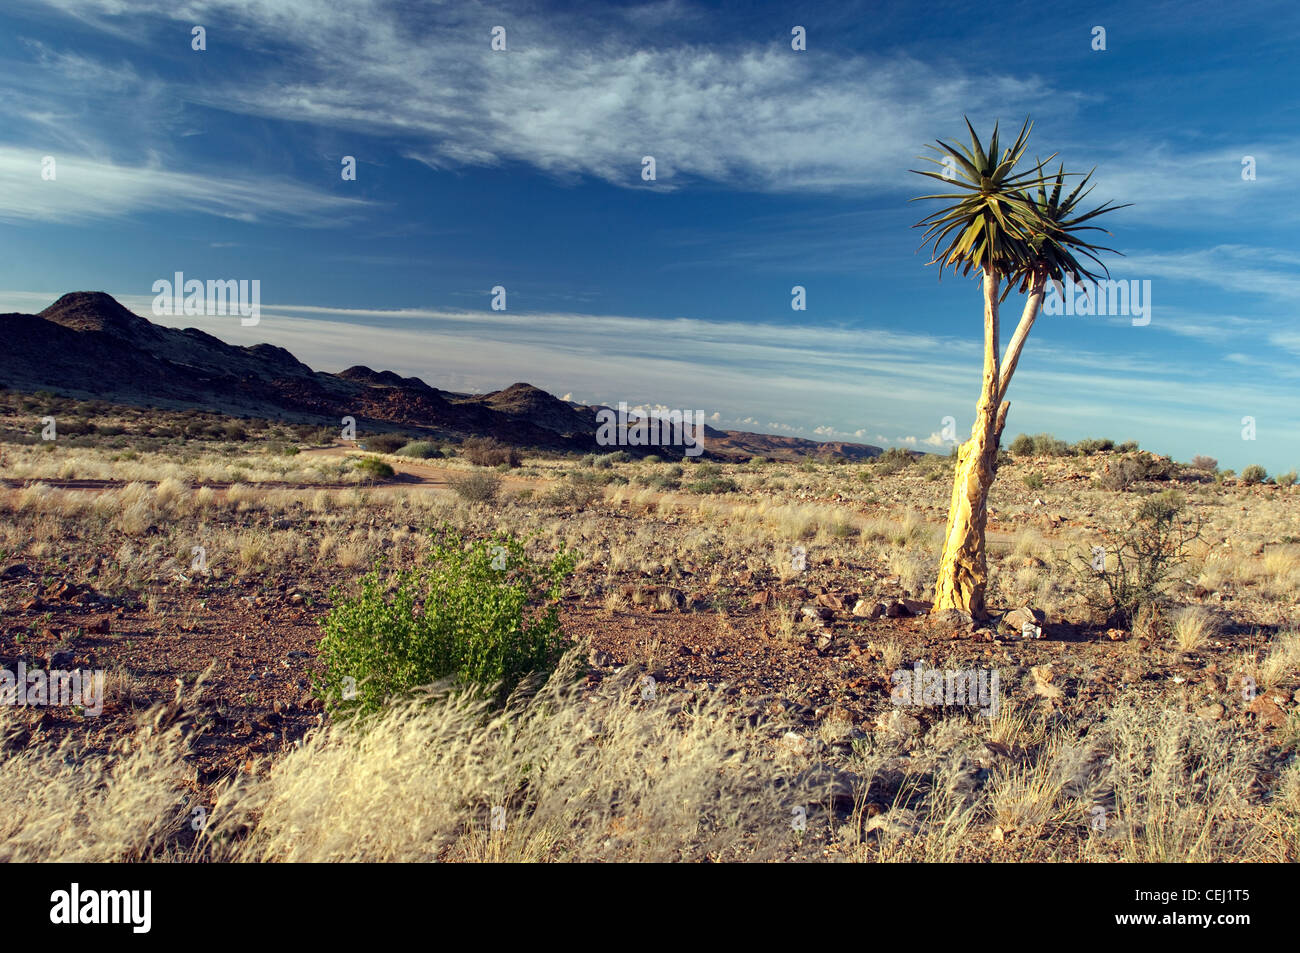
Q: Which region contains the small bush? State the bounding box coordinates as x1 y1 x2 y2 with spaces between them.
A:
875 447 915 474
450 470 502 504
1075 490 1200 627
316 528 575 713
1009 433 1035 456
1031 433 1070 456
1023 472 1044 490
1098 454 1174 491
1190 455 1218 471
1117 440 1140 453
584 451 631 468
462 437 520 469
396 441 443 459
1277 471 1297 487
364 433 411 454
1240 464 1267 486
687 476 739 494
1073 438 1114 455
544 481 602 508
355 457 395 481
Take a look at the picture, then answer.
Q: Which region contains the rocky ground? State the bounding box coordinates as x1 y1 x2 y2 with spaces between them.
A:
2 404 1298 861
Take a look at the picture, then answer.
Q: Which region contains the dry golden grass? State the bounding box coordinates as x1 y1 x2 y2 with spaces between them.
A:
0 699 193 862
202 657 799 862
1260 630 1300 689
1172 606 1216 653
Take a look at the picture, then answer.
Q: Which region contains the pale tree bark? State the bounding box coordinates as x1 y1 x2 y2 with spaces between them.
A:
932 272 1047 620
991 274 1047 447
932 270 1001 619
996 273 1047 407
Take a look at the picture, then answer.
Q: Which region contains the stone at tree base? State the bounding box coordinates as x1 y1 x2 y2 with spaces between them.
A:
1000 605 1046 636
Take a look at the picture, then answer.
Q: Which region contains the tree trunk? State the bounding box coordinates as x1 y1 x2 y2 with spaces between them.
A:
932 270 1001 620
997 274 1047 405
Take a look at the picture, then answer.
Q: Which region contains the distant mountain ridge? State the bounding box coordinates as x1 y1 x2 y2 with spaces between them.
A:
0 292 884 461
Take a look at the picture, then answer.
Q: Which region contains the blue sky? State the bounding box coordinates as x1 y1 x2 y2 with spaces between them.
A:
1 0 1298 472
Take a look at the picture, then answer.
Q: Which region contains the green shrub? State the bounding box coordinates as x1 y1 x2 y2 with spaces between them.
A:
316 529 575 713
1240 464 1267 486
1277 470 1297 487
585 450 631 468
643 454 663 464
1009 433 1035 456
1030 433 1069 456
687 476 739 494
875 447 915 474
573 470 625 487
1190 455 1218 472
450 470 501 503
1073 438 1113 455
355 457 395 481
1023 472 1045 490
396 441 443 459
1117 440 1140 453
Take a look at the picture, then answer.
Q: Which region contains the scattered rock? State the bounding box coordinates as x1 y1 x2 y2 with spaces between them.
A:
1196 702 1225 722
781 731 809 755
1001 605 1046 636
0 563 31 580
852 599 883 619
884 600 910 619
927 607 973 630
865 808 921 837
86 616 111 635
793 766 860 810
801 604 834 622
815 592 845 612
875 709 922 737
1031 664 1064 710
750 590 771 608
45 649 75 668
1247 692 1288 729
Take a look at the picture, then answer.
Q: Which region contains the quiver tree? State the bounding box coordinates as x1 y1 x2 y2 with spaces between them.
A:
911 118 1127 620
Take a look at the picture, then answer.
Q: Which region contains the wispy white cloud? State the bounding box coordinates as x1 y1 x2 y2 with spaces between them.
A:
23 0 1068 193
0 146 371 225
